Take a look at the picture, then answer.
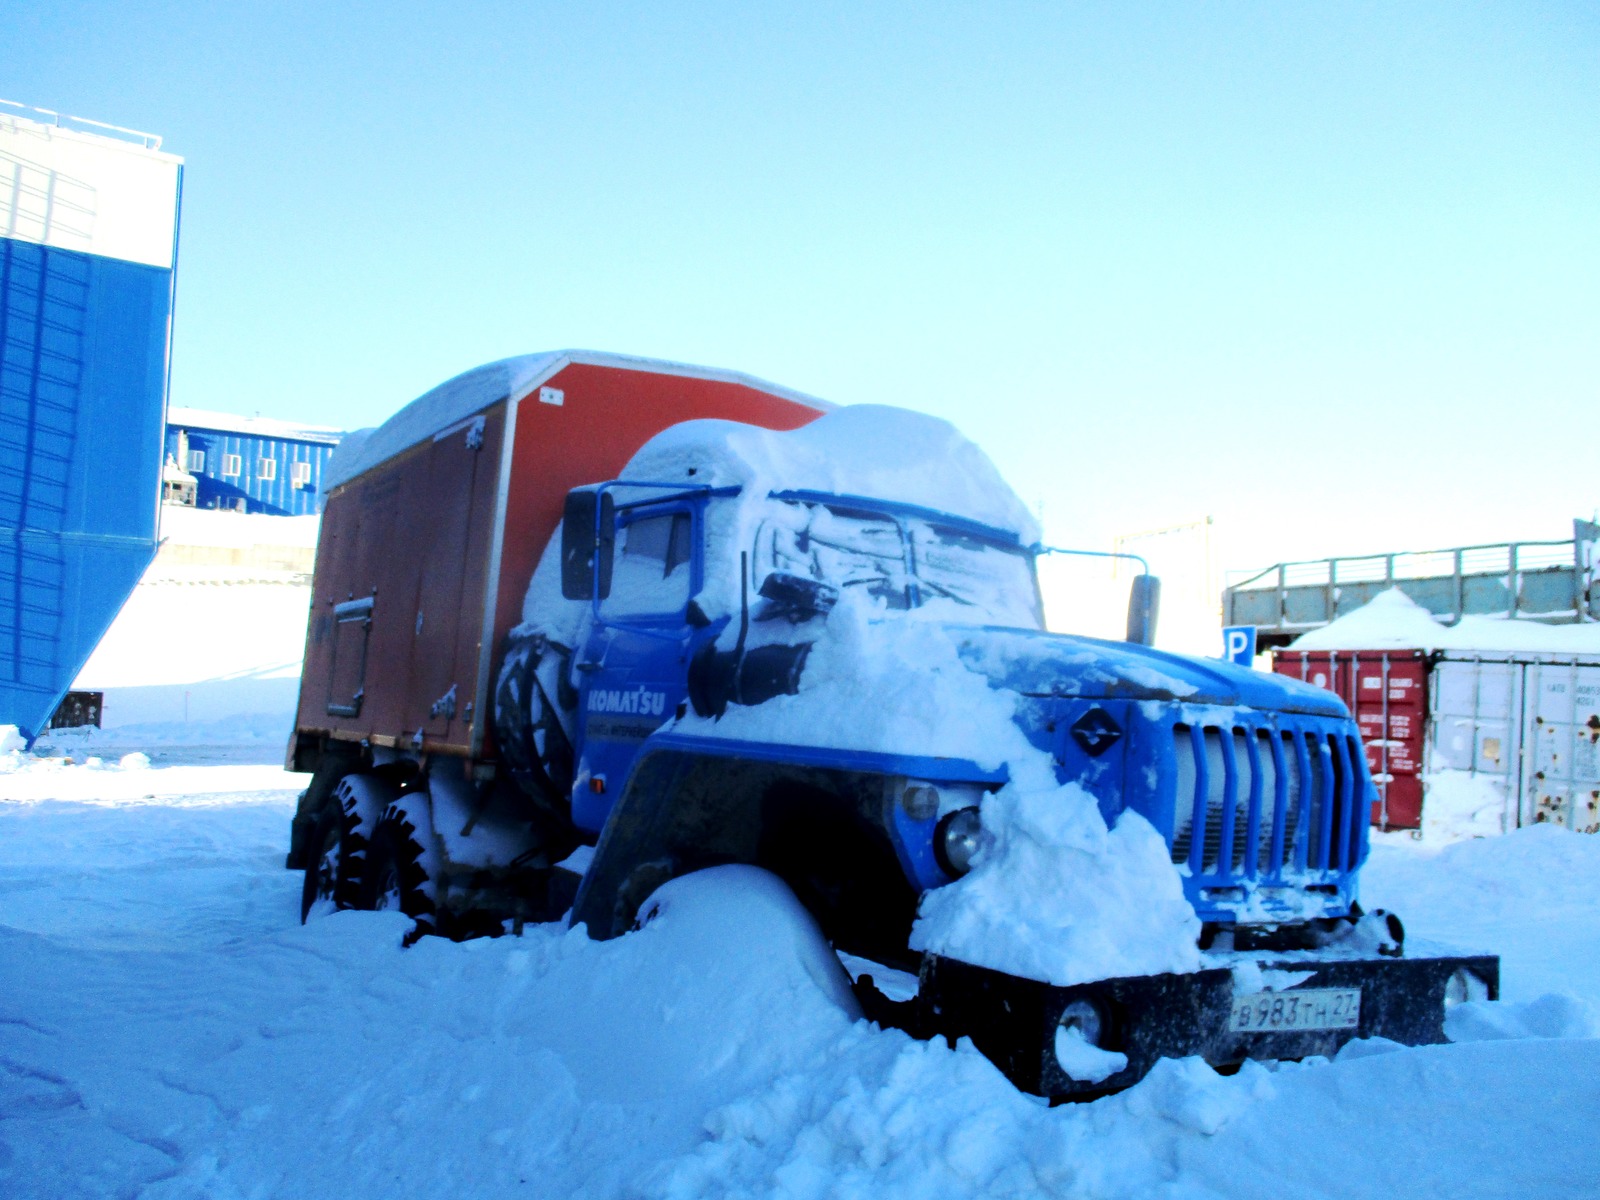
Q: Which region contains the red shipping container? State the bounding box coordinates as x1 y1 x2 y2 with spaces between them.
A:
1273 649 1429 831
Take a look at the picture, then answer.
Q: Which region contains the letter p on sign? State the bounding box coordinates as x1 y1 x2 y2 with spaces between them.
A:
1222 625 1257 667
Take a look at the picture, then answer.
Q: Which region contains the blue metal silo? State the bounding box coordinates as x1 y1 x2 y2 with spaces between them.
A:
0 102 183 743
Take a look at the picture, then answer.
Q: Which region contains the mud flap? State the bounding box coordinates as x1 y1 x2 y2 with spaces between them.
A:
858 950 1500 1099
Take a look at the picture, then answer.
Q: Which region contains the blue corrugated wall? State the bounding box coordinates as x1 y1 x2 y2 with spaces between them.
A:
0 238 173 741
164 426 338 516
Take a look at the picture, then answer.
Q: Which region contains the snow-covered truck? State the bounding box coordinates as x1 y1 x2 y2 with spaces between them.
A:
286 350 1498 1097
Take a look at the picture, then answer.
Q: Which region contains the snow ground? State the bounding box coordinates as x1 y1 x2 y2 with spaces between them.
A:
2 755 1597 1199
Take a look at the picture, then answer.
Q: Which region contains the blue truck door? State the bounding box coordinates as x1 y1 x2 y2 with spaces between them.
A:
571 504 699 831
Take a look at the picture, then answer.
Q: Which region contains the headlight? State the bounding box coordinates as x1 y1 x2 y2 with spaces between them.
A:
935 806 985 876
1444 968 1490 1008
1057 998 1106 1047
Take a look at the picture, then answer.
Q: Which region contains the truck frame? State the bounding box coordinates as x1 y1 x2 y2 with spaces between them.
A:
287 351 1498 1098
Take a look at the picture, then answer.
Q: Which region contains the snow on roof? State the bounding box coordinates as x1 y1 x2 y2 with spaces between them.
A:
1290 587 1600 656
323 350 834 491
168 406 345 445
621 405 1041 542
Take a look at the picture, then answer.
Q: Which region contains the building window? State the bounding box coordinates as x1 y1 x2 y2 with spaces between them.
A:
292 461 312 487
257 457 277 481
222 453 242 477
187 450 206 472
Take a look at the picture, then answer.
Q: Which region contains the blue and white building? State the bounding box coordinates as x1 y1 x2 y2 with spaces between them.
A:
1 101 182 741
165 408 344 516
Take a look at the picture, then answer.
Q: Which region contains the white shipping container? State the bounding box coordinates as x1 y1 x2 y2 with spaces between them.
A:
1427 653 1600 835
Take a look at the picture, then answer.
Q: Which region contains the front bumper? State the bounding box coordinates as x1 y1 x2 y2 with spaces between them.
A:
857 949 1500 1098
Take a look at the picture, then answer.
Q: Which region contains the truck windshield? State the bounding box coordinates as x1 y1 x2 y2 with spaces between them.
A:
603 507 694 619
755 498 1041 628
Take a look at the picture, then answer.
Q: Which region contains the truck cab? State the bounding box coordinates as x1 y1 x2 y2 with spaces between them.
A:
550 466 1367 952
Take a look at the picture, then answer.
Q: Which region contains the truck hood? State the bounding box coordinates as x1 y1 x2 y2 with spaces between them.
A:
952 626 1349 717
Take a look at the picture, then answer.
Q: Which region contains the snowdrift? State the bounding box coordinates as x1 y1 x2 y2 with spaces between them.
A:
1 764 1596 1198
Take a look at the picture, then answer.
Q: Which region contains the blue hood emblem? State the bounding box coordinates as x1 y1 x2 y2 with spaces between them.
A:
1070 706 1123 757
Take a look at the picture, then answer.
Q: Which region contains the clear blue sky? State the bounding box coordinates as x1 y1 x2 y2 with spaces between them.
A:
9 1 1598 573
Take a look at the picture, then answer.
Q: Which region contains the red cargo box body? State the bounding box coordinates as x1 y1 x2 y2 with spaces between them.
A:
293 352 829 764
1273 648 1428 830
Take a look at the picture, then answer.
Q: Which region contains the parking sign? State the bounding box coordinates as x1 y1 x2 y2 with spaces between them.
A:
1222 625 1257 667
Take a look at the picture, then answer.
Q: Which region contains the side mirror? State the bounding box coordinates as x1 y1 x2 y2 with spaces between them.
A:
757 572 839 621
1126 574 1161 646
561 489 615 601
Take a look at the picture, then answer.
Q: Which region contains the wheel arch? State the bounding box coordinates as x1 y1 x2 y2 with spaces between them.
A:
569 746 921 960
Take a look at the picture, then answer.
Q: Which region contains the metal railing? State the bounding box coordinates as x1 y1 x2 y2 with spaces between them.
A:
0 98 164 150
1224 539 1593 634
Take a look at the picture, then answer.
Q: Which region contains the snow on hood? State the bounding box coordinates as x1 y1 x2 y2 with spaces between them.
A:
1291 587 1600 655
959 628 1348 714
619 405 1041 545
676 592 1203 987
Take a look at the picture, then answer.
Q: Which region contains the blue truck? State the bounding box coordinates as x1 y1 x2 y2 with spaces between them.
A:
286 352 1497 1098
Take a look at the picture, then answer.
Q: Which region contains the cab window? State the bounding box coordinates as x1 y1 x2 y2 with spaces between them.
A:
602 509 695 619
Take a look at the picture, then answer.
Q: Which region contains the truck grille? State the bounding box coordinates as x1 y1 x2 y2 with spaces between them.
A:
1169 724 1363 880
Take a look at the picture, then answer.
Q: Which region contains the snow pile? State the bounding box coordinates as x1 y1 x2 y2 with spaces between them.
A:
1171 1038 1600 1200
913 789 1201 987
155 504 320 551
1291 587 1450 649
1054 1023 1131 1083
33 512 318 753
679 591 1203 988
684 593 1023 764
1446 992 1600 1042
2 767 1599 1198
75 580 306 699
1292 586 1600 654
1363 823 1600 1004
1409 769 1508 842
0 745 153 776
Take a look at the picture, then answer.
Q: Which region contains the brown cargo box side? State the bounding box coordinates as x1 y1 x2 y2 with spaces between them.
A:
294 355 826 766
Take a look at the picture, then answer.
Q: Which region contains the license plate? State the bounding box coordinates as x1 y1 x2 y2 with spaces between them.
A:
1229 988 1361 1033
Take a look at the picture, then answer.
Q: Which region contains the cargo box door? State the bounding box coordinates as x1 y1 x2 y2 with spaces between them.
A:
401 413 501 750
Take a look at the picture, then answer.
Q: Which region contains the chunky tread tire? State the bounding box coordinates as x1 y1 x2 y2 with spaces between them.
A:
299 772 395 922
299 804 347 922
366 794 442 936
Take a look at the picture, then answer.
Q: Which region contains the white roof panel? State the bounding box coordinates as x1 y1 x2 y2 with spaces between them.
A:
168 406 345 445
1 105 182 270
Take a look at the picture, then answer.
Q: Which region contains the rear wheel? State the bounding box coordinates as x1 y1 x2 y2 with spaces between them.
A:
299 804 346 921
298 771 395 922
366 793 441 937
